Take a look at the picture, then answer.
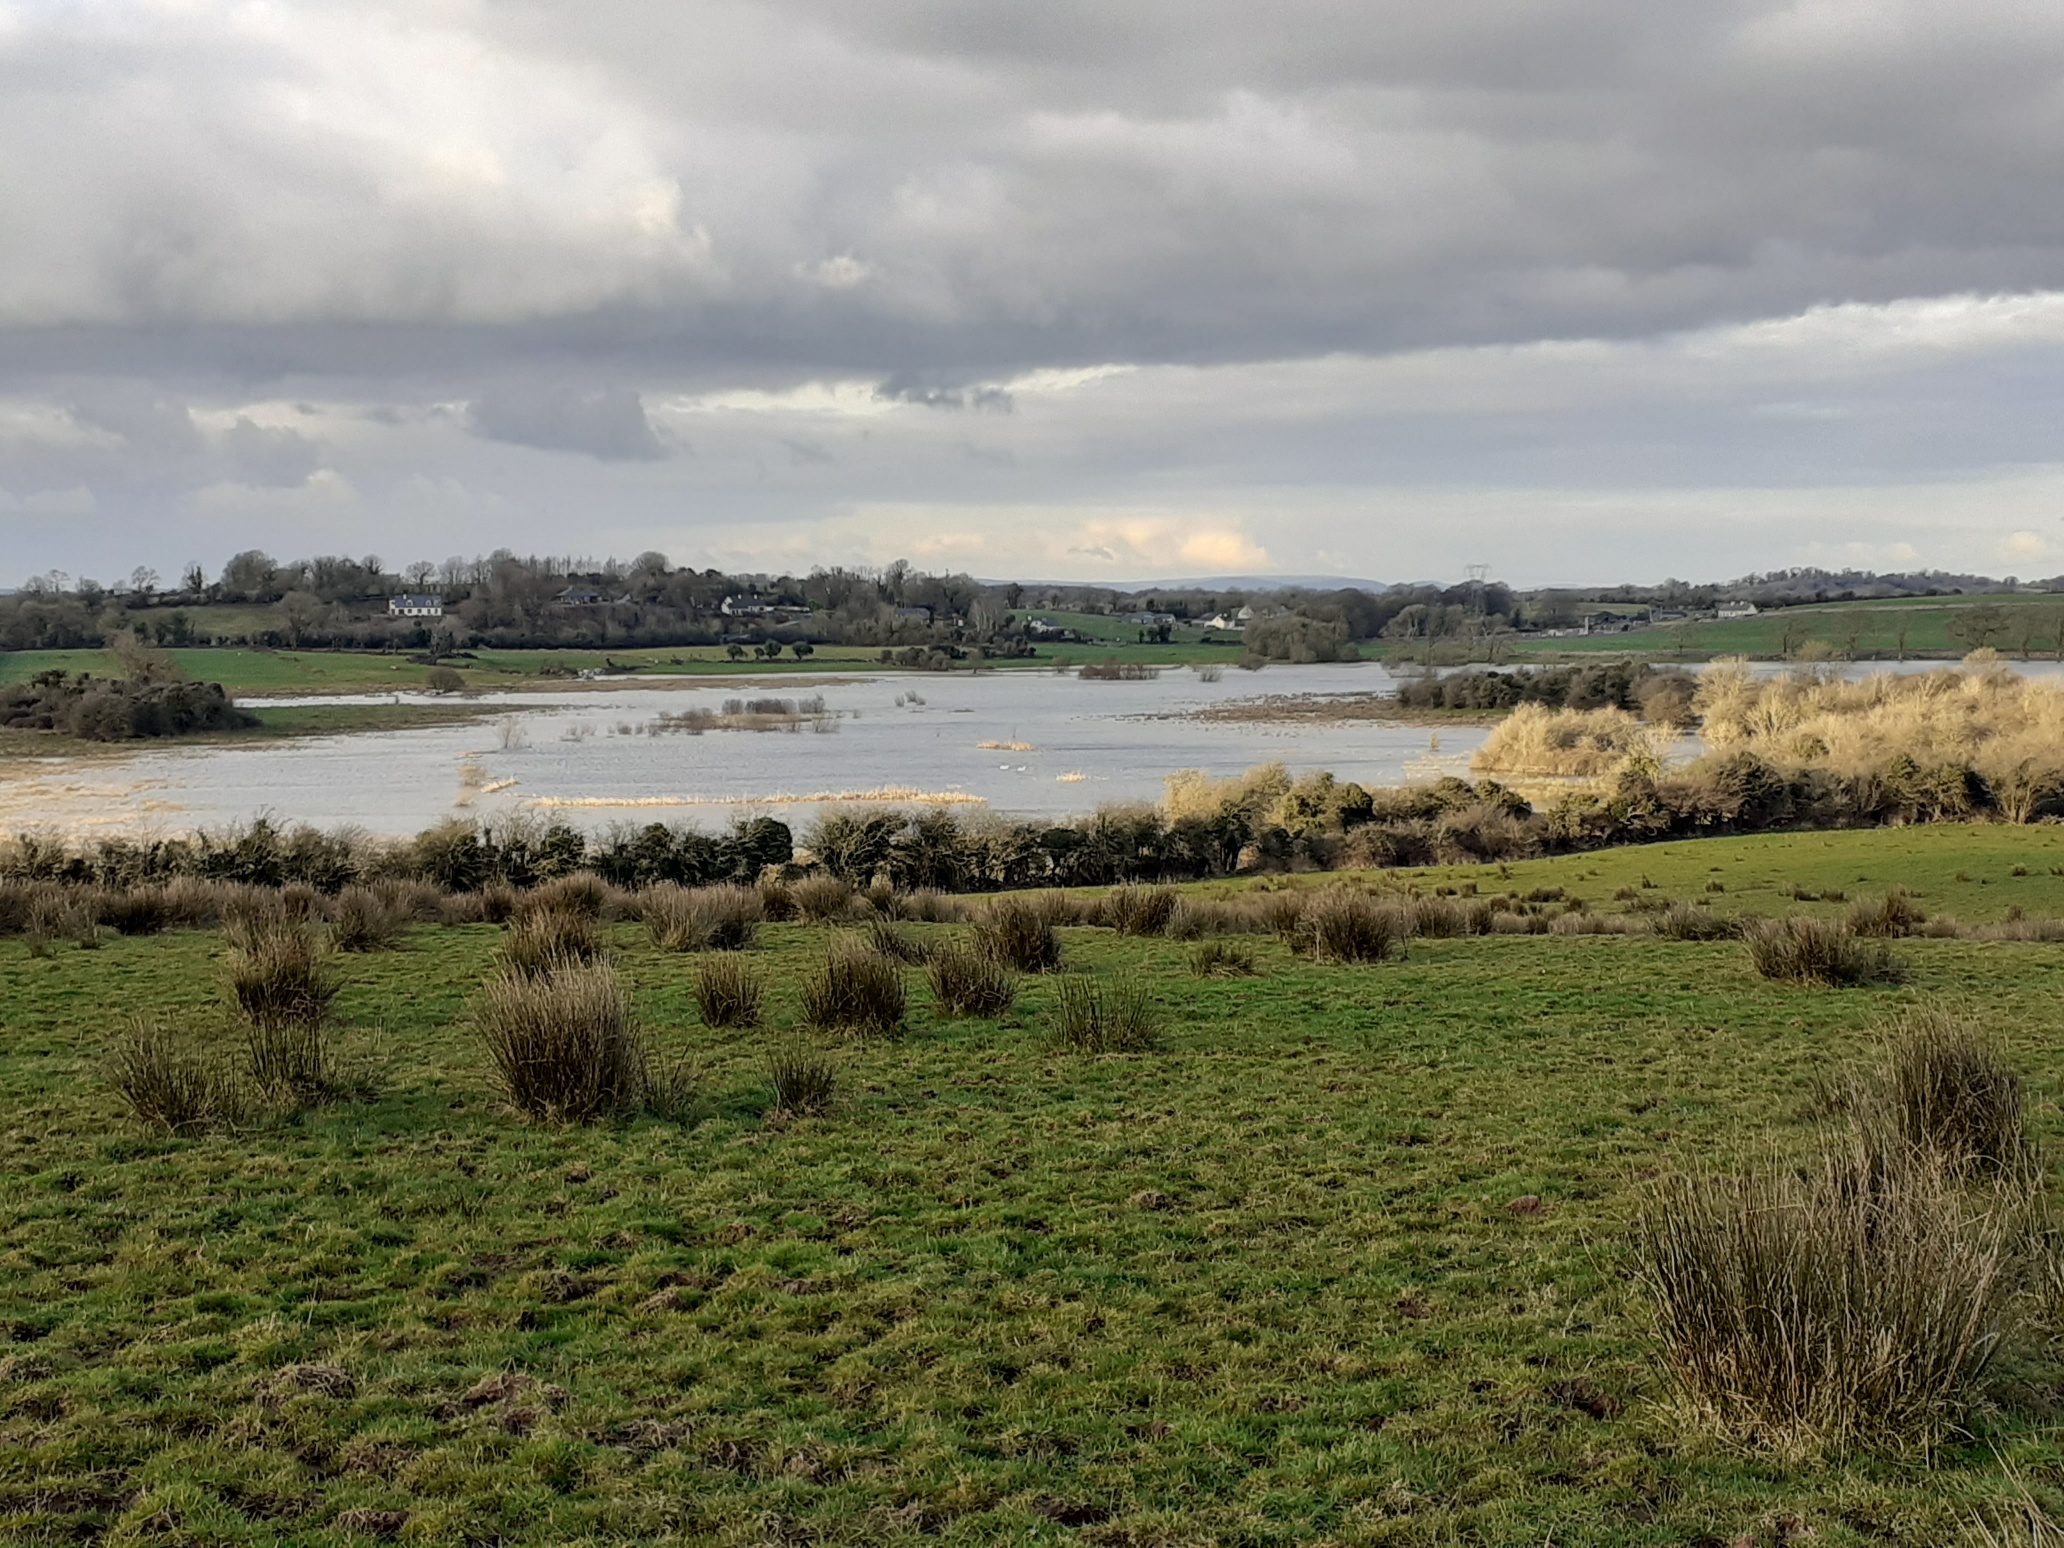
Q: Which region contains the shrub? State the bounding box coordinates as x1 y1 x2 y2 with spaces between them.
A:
1190 939 1258 978
1654 902 1742 941
801 940 907 1035
1052 977 1159 1053
499 907 604 976
1853 1010 2037 1184
1102 884 1179 937
473 963 647 1122
767 1036 836 1116
1849 887 1927 938
695 954 764 1029
792 873 855 922
105 1020 236 1134
1294 887 1407 963
974 896 1062 972
1745 917 1907 986
1630 1139 2023 1455
926 942 1017 1016
330 885 406 952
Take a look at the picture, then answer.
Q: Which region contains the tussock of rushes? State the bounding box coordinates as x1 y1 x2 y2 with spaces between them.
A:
528 873 614 919
886 888 970 924
98 886 174 937
1629 1138 2024 1457
1251 889 1311 941
640 884 704 952
1410 895 1495 938
694 954 764 1029
1549 910 1650 936
866 916 932 964
926 942 1017 1016
105 1020 237 1134
1746 916 1907 986
791 874 856 923
1853 1009 2037 1184
1654 902 1742 941
698 885 764 949
227 920 339 1032
1051 977 1159 1053
801 940 907 1035
1189 939 1258 978
1849 887 1927 938
473 963 646 1122
1102 884 1179 937
767 1037 836 1116
329 885 407 952
974 896 1062 972
499 906 604 976
1294 887 1408 963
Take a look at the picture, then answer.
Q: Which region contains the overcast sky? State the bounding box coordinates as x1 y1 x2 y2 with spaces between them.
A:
6 0 2064 587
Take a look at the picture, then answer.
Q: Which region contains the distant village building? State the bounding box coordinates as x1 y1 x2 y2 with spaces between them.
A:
720 596 772 617
1202 606 1252 632
1716 601 1760 620
555 586 605 607
1125 611 1178 627
894 605 934 624
387 593 444 618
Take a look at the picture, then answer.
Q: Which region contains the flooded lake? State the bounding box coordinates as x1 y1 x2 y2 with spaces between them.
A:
4 663 1487 836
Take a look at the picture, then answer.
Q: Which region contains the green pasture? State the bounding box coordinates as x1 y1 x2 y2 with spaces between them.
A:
4 830 2064 1544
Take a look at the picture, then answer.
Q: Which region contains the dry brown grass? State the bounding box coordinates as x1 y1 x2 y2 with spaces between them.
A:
1470 702 1669 779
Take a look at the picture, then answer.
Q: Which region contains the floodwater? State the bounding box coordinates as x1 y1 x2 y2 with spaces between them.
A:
9 654 2052 838
1 663 1488 837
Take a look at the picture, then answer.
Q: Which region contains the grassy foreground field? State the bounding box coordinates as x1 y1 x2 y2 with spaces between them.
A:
3 834 2063 1545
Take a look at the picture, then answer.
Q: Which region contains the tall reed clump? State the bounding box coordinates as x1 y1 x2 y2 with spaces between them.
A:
767 1036 836 1116
1102 883 1179 937
1189 939 1258 978
1745 916 1906 987
974 895 1062 973
1851 1009 2038 1185
1654 902 1742 942
1471 701 1667 779
694 954 765 1029
1293 886 1407 963
98 885 175 937
499 904 605 976
473 962 647 1122
1629 1136 2025 1457
1848 887 1927 938
791 873 856 923
105 1019 239 1134
329 884 407 952
1051 977 1159 1053
801 939 907 1035
866 916 933 965
926 941 1017 1017
226 917 339 1098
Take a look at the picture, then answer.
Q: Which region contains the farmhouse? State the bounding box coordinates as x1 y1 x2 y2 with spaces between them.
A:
386 593 444 618
1716 600 1760 620
555 586 606 607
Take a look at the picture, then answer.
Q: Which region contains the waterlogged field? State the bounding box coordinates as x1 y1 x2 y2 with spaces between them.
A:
3 832 2063 1545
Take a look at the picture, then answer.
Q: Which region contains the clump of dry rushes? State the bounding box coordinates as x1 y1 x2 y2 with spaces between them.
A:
694 954 765 1029
926 941 1017 1016
473 962 647 1123
800 939 907 1036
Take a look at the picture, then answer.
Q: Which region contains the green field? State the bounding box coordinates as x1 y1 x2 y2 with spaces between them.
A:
3 829 2062 1544
1497 593 2064 663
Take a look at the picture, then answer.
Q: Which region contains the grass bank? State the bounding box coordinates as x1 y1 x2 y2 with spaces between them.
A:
2 829 2061 1543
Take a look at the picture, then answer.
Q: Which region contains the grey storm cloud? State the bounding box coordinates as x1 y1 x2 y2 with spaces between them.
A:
2 0 2063 385
466 386 667 461
8 0 2064 584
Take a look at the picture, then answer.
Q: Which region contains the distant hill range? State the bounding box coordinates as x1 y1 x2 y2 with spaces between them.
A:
1009 574 1392 594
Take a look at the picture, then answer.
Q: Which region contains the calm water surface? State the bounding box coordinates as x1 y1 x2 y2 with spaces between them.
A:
11 664 1485 836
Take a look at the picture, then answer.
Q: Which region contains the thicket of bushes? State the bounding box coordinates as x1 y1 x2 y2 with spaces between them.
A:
1396 661 1697 722
1 669 255 740
9 741 2064 910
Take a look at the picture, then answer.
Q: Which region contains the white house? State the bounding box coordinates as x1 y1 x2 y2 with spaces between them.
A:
387 593 444 618
1716 601 1760 620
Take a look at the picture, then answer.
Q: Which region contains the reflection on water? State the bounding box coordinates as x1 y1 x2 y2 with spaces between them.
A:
5 664 1486 836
